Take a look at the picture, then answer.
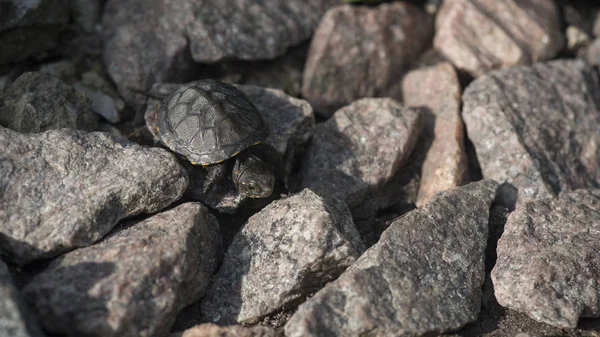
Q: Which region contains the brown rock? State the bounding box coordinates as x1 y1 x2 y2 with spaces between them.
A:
434 0 564 77
171 323 280 337
402 62 468 207
302 3 433 117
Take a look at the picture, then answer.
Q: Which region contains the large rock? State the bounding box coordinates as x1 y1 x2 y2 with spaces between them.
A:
0 259 45 337
24 202 222 337
172 324 280 337
434 0 564 77
200 189 365 324
285 180 499 337
492 189 600 329
0 72 98 133
462 59 600 205
102 0 336 110
0 127 187 264
402 62 468 207
302 3 432 116
297 98 422 212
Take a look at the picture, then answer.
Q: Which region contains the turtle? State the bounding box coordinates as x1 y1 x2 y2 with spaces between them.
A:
130 79 277 198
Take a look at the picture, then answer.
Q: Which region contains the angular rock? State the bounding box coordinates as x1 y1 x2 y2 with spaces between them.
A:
24 202 222 337
462 59 600 205
0 259 45 337
0 72 98 133
434 0 564 77
201 189 365 324
0 126 187 264
402 62 468 207
586 38 600 66
303 3 433 116
492 189 600 329
171 323 280 337
297 98 422 211
74 72 126 123
285 180 499 337
102 0 336 110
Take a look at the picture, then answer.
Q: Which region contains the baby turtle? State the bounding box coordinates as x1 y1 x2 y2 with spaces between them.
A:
130 79 276 198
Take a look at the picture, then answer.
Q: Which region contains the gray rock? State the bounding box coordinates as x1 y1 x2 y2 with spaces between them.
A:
284 180 499 337
302 3 432 116
201 189 365 324
492 189 600 329
70 0 104 33
75 72 126 123
462 59 600 205
0 72 98 133
102 0 336 110
0 126 187 264
402 62 468 207
0 259 45 337
297 98 422 212
435 0 564 77
171 323 280 337
585 37 600 66
38 60 77 84
24 202 222 337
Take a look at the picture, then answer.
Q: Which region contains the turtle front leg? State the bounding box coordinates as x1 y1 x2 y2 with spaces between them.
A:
202 163 228 194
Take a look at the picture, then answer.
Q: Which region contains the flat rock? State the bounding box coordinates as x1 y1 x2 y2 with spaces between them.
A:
0 126 187 264
285 180 499 337
0 259 45 337
0 72 98 133
434 0 564 77
462 59 600 205
102 0 335 110
492 189 600 329
402 62 468 207
297 98 422 212
200 189 365 324
171 323 280 337
24 202 222 337
302 3 432 116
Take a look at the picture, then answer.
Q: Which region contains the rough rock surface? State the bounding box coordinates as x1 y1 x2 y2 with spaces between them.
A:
24 202 222 337
171 324 280 337
402 62 468 207
462 59 600 205
0 126 188 264
0 0 70 65
303 3 432 116
492 189 600 329
0 259 45 337
0 72 98 133
298 98 422 211
102 0 336 110
201 189 365 324
285 180 499 337
435 0 564 77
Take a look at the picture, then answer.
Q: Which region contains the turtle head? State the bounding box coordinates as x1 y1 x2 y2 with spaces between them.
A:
233 151 275 198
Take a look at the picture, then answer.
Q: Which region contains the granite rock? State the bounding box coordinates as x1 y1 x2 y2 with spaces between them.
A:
200 189 365 324
0 126 187 264
285 180 499 337
24 202 222 337
171 323 280 337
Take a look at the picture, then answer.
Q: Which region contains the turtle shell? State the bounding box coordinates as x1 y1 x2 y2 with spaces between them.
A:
148 80 269 165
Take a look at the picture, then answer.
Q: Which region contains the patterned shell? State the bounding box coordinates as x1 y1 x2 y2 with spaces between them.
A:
148 80 269 165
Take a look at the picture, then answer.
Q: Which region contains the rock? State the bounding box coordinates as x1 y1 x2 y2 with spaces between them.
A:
39 60 77 83
434 0 564 77
402 62 468 207
23 202 221 337
74 72 126 123
302 3 433 117
0 0 70 65
0 259 46 337
102 0 336 111
586 38 600 65
70 0 104 33
0 126 187 264
559 0 598 35
492 189 600 329
297 98 422 212
462 59 600 205
0 72 98 133
200 189 365 324
566 25 591 55
284 180 499 337
171 323 281 337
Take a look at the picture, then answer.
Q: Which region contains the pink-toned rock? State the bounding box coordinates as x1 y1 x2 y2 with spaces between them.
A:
171 324 280 337
434 0 564 77
402 62 468 207
302 3 432 117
